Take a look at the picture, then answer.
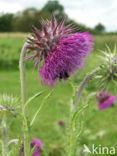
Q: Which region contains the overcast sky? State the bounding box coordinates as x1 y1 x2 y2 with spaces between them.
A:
0 0 117 32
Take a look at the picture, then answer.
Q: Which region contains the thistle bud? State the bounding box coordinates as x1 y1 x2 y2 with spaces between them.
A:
96 45 117 88
0 94 19 117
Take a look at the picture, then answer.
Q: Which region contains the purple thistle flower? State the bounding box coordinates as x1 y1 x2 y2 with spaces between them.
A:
96 89 116 110
39 32 93 86
26 17 94 86
18 138 43 156
58 121 65 127
31 138 43 156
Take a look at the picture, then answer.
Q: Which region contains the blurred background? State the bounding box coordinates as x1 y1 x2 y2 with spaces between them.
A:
0 0 117 33
0 0 117 156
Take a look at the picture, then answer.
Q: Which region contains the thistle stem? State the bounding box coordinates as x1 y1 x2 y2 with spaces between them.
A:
68 121 76 156
2 114 7 156
69 105 88 156
19 42 29 156
20 42 27 106
69 68 99 156
75 68 99 107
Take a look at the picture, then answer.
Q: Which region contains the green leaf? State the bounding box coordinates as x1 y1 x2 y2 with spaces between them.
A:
24 91 44 109
100 50 110 57
71 104 88 129
97 55 105 61
76 120 84 139
30 89 54 126
105 44 112 54
94 75 102 79
30 145 36 155
112 79 117 87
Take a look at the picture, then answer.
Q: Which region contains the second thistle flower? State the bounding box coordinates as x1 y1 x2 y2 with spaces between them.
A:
27 17 94 86
96 89 116 110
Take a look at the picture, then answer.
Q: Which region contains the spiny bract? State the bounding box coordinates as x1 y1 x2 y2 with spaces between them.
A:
95 45 117 89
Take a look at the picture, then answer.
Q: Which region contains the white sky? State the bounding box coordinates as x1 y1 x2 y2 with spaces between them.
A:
0 0 117 32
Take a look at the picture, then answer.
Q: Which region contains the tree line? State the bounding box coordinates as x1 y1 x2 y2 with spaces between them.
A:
0 0 105 34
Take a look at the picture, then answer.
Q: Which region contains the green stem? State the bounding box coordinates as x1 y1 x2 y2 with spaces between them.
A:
2 114 7 156
68 83 76 156
19 42 29 156
68 68 99 156
75 68 99 107
68 121 76 156
19 42 27 105
68 105 88 156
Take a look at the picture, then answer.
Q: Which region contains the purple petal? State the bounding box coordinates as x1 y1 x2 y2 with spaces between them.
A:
98 95 116 110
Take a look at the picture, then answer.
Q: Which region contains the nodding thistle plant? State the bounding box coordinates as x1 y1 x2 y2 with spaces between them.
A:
1 16 117 156
19 17 117 156
19 16 94 156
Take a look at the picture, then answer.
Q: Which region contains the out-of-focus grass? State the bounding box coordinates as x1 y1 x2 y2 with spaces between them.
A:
94 34 117 51
0 33 117 156
0 33 117 70
0 33 27 39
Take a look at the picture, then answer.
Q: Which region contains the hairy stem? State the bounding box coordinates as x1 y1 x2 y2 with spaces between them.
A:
19 42 27 105
69 68 99 156
2 115 7 156
75 68 99 107
19 42 29 156
68 105 88 156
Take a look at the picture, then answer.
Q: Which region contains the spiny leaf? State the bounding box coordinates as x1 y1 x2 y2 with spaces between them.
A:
105 44 112 54
113 44 117 56
30 146 36 155
30 89 54 126
24 91 44 109
100 50 110 57
95 75 102 79
112 79 117 87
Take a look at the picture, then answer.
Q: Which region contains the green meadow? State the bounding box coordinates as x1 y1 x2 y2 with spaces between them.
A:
0 33 117 156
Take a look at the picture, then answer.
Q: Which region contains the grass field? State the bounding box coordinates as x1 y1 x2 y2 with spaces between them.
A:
0 33 117 156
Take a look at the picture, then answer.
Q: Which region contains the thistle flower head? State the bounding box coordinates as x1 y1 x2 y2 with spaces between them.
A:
58 121 65 127
96 89 116 110
19 137 43 156
26 17 94 86
96 45 117 88
31 138 43 156
0 94 19 117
